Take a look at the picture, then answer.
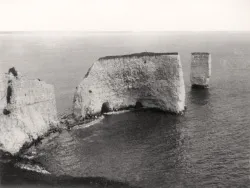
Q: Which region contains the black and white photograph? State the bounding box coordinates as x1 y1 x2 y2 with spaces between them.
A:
0 0 249 187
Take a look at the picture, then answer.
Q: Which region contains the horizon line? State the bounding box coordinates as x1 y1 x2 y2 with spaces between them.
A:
1 30 250 33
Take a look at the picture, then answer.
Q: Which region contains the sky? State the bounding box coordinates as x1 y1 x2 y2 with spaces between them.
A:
0 0 249 31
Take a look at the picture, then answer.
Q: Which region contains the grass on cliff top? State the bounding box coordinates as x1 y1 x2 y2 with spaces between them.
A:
98 52 178 60
191 52 210 55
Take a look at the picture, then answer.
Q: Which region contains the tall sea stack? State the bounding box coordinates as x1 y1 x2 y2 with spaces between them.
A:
73 52 186 119
0 68 58 155
190 52 211 88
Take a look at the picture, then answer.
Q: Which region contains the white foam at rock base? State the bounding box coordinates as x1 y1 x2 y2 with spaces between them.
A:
15 162 51 174
74 116 104 130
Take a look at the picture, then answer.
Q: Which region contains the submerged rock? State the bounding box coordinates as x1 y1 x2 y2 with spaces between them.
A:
73 52 185 119
190 52 211 88
0 68 58 155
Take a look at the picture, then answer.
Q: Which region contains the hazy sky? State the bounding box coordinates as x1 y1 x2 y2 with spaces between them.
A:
0 0 249 31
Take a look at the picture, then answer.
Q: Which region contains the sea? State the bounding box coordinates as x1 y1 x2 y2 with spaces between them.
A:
0 31 249 188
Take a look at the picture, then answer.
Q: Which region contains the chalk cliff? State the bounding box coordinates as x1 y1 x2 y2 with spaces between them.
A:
190 52 211 88
0 68 58 155
73 52 185 119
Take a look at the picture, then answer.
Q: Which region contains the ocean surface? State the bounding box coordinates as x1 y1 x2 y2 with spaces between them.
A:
0 32 250 187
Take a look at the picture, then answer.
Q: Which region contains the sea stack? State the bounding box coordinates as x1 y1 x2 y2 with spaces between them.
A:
0 68 58 155
73 52 185 119
190 52 211 88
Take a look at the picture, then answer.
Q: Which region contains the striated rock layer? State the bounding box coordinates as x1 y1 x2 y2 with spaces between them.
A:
73 52 185 119
0 68 58 155
190 52 211 88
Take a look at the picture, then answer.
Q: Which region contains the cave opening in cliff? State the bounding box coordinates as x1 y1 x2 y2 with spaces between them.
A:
135 101 143 109
6 86 12 104
101 102 111 114
3 109 11 115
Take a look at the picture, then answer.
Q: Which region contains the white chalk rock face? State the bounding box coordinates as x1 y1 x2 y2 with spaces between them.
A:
0 71 7 111
190 52 211 88
73 52 185 119
0 68 58 155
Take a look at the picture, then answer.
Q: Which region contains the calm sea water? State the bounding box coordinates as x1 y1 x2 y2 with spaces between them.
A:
0 32 250 187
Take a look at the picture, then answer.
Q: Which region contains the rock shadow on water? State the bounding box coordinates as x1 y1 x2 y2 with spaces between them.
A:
71 111 185 187
0 161 140 188
102 110 183 151
189 87 210 106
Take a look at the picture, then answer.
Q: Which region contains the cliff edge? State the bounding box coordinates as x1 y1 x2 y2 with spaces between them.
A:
0 68 58 155
73 52 185 119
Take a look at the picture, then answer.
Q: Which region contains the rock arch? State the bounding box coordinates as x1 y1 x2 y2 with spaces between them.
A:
73 52 185 119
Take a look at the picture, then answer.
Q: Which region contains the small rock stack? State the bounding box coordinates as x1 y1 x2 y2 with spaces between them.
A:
190 52 211 88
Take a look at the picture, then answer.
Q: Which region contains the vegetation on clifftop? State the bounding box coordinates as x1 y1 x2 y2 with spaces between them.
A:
99 52 178 60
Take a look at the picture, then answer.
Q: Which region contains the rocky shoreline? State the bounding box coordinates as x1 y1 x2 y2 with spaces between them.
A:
0 51 209 156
